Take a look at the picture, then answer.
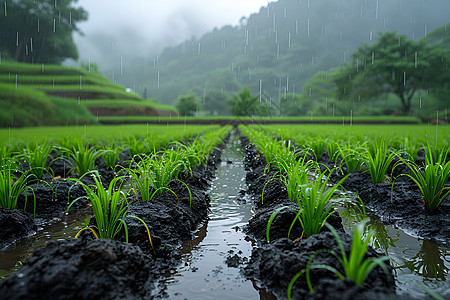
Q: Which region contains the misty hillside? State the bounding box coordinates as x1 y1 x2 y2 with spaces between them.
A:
113 0 450 107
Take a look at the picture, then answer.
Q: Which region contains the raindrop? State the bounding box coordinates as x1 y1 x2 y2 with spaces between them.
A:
80 75 82 89
53 18 56 32
284 7 287 18
69 12 72 24
375 0 379 20
307 18 310 38
424 25 428 38
30 38 33 53
370 31 373 41
4 2 6 16
15 74 18 89
198 42 201 55
295 20 298 35
259 80 262 102
276 44 279 60
372 52 375 64
157 70 160 89
419 98 422 108
288 33 291 47
16 32 19 46
286 76 289 92
37 19 40 32
120 56 123 75
415 52 418 68
403 72 406 86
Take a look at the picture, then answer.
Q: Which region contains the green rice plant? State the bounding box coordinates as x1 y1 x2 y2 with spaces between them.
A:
101 144 122 170
266 167 348 241
60 140 105 176
338 143 365 173
17 139 54 180
125 150 192 207
170 136 205 171
0 163 36 216
67 173 154 252
362 138 399 184
287 221 390 298
395 141 450 212
306 137 325 158
125 137 151 157
0 145 17 168
325 139 341 164
262 153 316 204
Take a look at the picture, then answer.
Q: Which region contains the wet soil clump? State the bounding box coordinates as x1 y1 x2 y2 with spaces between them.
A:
340 170 450 245
0 238 168 300
0 208 36 251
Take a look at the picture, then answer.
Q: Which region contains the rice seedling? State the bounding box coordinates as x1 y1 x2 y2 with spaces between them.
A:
394 141 450 212
101 144 122 170
0 145 17 168
67 173 154 251
0 163 36 216
125 150 192 207
125 137 151 157
262 153 315 204
306 137 325 158
60 140 105 176
17 139 54 180
325 139 341 164
338 142 365 173
363 138 399 184
287 221 390 299
266 167 348 241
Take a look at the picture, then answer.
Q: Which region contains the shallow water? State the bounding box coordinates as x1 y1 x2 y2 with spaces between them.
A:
0 207 92 279
152 138 272 299
338 200 450 299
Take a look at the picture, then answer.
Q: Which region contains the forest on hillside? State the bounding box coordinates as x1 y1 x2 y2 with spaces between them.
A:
107 0 449 119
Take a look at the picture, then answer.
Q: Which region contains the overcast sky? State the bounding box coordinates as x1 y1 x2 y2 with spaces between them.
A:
73 0 271 67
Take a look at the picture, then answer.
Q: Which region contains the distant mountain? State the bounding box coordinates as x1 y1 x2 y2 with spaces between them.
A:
110 0 450 108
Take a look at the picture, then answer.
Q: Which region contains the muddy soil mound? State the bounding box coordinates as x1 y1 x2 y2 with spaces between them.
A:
123 147 222 254
341 170 450 245
124 180 211 253
0 208 36 251
16 179 89 217
244 236 395 300
0 238 171 300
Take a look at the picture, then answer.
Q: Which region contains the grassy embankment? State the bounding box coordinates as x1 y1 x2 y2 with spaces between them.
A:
0 61 177 127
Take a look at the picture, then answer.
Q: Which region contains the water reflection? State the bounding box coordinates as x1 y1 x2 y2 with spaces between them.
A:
400 239 449 280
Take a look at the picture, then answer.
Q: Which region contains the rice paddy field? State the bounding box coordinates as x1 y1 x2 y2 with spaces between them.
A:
0 123 449 299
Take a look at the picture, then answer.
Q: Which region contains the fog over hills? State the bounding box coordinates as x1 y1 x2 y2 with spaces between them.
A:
76 0 450 107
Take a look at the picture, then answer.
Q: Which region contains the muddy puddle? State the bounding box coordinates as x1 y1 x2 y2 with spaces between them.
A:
0 206 92 279
338 200 450 299
152 138 271 299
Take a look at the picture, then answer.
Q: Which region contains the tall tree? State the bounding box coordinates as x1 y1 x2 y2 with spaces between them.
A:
175 94 200 116
334 31 450 114
0 0 87 64
227 86 271 117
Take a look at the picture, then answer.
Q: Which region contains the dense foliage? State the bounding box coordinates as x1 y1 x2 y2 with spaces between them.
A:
0 0 88 64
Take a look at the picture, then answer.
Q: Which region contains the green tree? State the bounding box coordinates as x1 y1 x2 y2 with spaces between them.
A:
175 94 201 116
227 86 271 117
335 31 450 114
0 0 88 64
280 94 312 116
203 90 229 116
